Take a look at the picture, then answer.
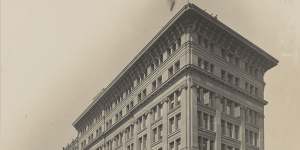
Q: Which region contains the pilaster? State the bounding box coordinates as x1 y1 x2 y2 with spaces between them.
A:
215 95 222 150
146 112 152 150
189 85 199 150
180 85 188 150
134 118 139 150
162 99 169 150
259 113 265 150
240 106 246 150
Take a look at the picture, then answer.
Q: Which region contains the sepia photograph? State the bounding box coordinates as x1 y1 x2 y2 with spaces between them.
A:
1 0 299 150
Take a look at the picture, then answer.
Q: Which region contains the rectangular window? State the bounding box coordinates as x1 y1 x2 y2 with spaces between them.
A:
169 117 174 133
221 144 226 150
168 66 174 78
245 129 249 143
169 141 175 150
250 131 253 145
204 38 208 48
226 101 232 115
210 43 215 53
221 70 226 80
202 137 208 150
210 115 214 131
176 113 181 130
221 49 226 58
235 77 240 87
152 80 157 91
126 105 130 113
210 64 214 73
142 89 147 99
175 61 180 71
175 90 181 105
250 85 254 95
203 90 211 105
143 135 147 149
169 94 175 110
158 104 162 118
221 99 225 113
138 93 142 102
167 48 172 56
138 137 142 150
142 116 147 129
204 61 209 70
152 106 157 121
254 87 258 96
137 117 142 131
158 125 163 141
130 125 134 137
176 138 181 150
235 57 240 66
221 120 226 136
119 111 122 118
234 125 239 139
157 75 162 86
198 57 203 68
234 103 241 117
245 82 249 91
227 73 233 84
152 128 157 142
254 132 258 146
203 113 209 129
198 112 202 128
130 101 134 109
115 114 119 121
227 122 233 138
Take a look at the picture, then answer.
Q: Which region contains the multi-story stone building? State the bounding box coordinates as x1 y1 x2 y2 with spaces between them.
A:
67 3 278 150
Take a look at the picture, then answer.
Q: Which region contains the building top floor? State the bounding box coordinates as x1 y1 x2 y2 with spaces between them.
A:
63 137 79 150
72 3 278 132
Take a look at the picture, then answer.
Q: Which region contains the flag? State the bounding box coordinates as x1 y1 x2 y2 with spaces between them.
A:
167 0 175 11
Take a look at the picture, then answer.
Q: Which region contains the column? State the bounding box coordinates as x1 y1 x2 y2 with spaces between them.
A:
215 95 222 150
122 129 126 150
134 118 139 150
189 85 198 150
240 106 246 150
258 113 265 150
162 99 169 150
146 112 152 150
112 138 115 150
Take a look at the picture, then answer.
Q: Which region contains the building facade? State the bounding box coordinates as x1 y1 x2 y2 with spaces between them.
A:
66 3 278 150
63 137 79 150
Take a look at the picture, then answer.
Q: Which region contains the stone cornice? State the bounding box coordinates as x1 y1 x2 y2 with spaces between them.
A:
187 4 278 68
73 3 277 129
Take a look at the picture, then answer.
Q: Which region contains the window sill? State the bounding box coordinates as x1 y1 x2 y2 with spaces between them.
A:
168 129 181 138
151 139 163 147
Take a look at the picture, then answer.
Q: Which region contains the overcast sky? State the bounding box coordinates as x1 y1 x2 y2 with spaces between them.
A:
1 0 300 150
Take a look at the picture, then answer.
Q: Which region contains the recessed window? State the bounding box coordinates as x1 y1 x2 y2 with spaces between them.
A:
175 61 180 71
152 80 157 91
168 66 174 78
210 64 214 73
221 70 226 80
157 75 162 86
